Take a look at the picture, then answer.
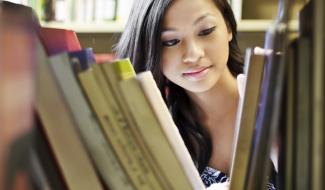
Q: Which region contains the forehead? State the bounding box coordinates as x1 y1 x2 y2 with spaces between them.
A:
163 0 222 26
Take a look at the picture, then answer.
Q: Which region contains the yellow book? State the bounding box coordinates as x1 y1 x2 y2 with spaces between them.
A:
100 60 167 189
78 66 161 190
229 49 265 190
119 71 205 190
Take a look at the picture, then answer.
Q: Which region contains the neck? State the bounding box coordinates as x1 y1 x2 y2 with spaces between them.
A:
187 69 239 122
187 69 240 175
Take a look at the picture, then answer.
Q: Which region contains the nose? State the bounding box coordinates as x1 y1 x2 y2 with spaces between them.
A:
182 39 204 63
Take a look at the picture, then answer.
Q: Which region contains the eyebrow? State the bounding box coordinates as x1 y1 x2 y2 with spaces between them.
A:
193 13 211 25
162 13 213 32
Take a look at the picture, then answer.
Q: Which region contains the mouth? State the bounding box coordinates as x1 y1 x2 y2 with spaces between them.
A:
182 66 212 80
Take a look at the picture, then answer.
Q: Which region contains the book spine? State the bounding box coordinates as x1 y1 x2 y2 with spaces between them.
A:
100 63 166 189
78 68 161 190
35 40 103 190
295 38 311 190
49 54 134 190
119 77 194 190
137 72 205 190
229 51 265 190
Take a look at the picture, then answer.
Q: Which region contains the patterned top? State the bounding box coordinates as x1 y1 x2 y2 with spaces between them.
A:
200 166 277 190
200 166 228 187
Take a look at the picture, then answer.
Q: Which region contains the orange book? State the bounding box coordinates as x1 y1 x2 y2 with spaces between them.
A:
94 53 116 64
38 27 82 56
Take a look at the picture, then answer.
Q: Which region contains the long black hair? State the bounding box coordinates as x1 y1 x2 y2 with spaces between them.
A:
114 0 243 173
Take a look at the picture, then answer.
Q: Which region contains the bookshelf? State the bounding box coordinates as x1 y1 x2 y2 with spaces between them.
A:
41 21 126 33
12 0 303 54
35 0 304 33
37 0 302 54
2 0 325 190
41 19 299 33
237 19 298 32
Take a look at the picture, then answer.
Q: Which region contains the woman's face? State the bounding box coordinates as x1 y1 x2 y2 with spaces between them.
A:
161 0 232 93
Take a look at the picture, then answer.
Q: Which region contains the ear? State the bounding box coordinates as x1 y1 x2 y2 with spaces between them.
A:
228 30 233 42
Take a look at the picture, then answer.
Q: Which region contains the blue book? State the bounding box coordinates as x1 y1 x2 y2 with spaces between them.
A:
69 48 96 71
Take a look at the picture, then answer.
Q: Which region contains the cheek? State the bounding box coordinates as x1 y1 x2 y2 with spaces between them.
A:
161 60 176 80
205 36 230 66
161 49 182 74
161 56 174 79
161 47 182 63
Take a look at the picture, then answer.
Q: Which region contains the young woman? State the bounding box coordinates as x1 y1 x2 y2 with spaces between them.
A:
114 0 276 189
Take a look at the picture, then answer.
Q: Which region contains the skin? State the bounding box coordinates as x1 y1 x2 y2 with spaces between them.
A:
161 0 239 175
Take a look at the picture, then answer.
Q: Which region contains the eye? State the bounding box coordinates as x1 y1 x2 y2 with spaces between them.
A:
162 39 180 47
198 26 216 36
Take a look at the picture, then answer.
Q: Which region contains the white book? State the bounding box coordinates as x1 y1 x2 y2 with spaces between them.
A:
231 0 242 21
95 0 116 21
136 72 205 190
117 0 134 22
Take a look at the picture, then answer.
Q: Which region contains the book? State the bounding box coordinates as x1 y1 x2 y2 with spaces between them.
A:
0 9 36 190
230 0 242 21
32 115 67 190
94 53 116 64
119 73 196 190
229 48 265 190
78 64 161 190
38 27 81 56
282 39 296 190
294 37 312 190
34 38 103 190
135 71 206 190
94 0 117 21
99 60 168 189
245 0 291 187
48 52 133 190
42 0 55 21
311 1 325 189
68 48 96 70
116 0 134 22
29 140 55 190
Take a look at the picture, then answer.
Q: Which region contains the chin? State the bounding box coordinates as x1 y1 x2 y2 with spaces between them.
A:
185 74 221 93
184 82 217 94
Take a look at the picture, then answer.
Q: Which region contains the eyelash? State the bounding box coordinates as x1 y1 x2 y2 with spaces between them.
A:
198 26 216 36
162 26 217 47
162 39 180 47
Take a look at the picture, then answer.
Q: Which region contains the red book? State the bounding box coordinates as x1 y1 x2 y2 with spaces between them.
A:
38 27 82 56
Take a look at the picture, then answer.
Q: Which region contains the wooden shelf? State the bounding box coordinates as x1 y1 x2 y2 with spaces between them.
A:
41 19 298 33
237 19 298 32
41 21 126 33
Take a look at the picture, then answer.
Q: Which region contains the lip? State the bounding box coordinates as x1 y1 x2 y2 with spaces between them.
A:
182 66 212 80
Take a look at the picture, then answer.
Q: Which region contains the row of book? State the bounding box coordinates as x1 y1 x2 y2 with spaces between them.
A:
229 0 325 189
284 0 325 189
1 0 325 190
0 3 205 189
6 0 134 23
37 30 206 190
